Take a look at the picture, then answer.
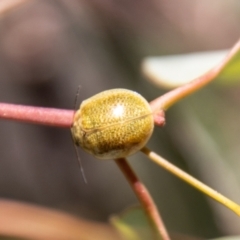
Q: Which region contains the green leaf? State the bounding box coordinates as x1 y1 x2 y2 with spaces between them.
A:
110 206 154 240
110 206 204 240
218 50 240 84
142 39 240 89
142 50 227 89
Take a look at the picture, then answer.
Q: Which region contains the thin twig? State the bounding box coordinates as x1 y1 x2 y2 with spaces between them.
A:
141 146 240 216
150 38 240 112
0 103 74 128
115 158 170 240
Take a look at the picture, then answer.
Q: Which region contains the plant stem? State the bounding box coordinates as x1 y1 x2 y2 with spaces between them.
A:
115 158 170 240
0 102 165 128
150 39 240 112
0 103 74 128
141 146 240 216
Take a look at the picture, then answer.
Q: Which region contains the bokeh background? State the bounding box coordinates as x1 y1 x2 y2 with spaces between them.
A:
0 0 240 238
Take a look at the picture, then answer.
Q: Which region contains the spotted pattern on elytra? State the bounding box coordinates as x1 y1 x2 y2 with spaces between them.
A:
71 89 154 159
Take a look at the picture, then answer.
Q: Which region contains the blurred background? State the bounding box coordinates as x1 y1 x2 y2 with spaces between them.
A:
0 0 240 238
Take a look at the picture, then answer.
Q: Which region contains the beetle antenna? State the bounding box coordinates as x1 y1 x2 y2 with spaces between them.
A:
74 143 88 183
72 85 87 184
74 85 81 110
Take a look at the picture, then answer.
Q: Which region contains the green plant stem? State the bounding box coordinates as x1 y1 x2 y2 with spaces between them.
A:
115 158 170 240
0 103 74 128
150 39 240 112
141 146 240 216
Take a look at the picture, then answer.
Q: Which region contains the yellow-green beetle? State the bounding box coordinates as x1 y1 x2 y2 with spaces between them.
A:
71 89 154 159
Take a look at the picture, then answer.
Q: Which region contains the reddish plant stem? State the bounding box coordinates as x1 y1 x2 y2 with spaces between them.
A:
0 103 74 128
0 102 165 127
115 158 170 240
3 37 240 130
150 38 240 112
